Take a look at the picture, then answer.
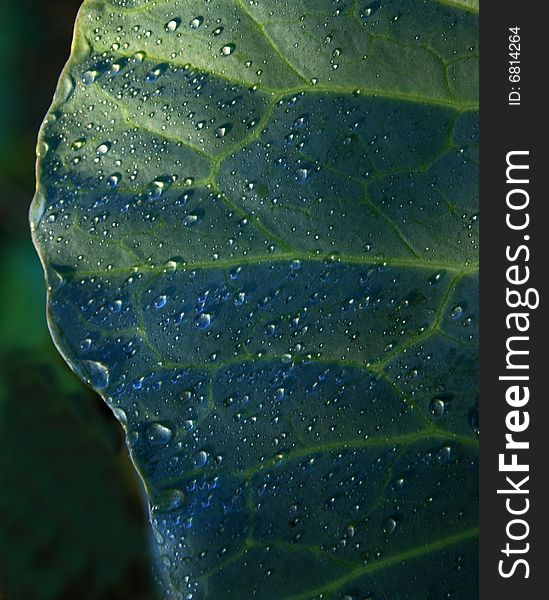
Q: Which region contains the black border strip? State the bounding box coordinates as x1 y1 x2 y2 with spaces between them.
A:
480 5 547 597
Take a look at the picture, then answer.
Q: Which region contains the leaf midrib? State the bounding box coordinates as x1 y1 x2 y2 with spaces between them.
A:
52 254 478 279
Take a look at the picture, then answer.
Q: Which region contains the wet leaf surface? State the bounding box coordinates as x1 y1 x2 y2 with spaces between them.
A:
32 1 479 598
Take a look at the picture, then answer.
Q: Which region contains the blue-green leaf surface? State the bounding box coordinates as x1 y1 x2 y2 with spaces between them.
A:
31 0 479 598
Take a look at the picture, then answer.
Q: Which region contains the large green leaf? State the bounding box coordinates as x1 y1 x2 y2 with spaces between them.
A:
31 0 479 598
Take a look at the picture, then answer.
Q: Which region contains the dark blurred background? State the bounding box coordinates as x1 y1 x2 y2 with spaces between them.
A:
0 2 158 598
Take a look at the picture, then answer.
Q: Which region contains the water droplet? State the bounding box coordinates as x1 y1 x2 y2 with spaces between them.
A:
215 123 233 138
362 1 381 21
275 387 286 401
133 51 147 63
111 299 123 312
80 360 109 390
429 396 450 417
165 18 181 32
82 70 98 86
193 450 209 467
196 313 212 329
450 304 466 320
189 16 204 29
71 138 86 150
96 142 111 155
148 422 174 445
383 517 398 535
79 338 92 351
183 209 204 227
436 445 452 464
147 176 175 199
164 257 184 271
429 271 444 285
392 477 405 491
146 63 168 82
154 295 168 309
221 43 236 56
36 140 50 158
107 173 121 188
234 292 246 306
112 407 128 427
109 59 127 75
294 163 315 183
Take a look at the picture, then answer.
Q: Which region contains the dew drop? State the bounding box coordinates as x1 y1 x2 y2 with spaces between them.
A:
275 387 286 401
189 16 204 29
146 63 168 82
429 396 449 417
80 338 92 351
290 260 301 270
71 138 86 150
183 209 204 227
229 267 241 280
112 408 128 427
148 177 174 199
428 270 444 285
80 360 109 390
193 450 209 467
436 445 452 464
164 257 184 271
111 299 123 313
362 1 381 21
148 422 174 445
383 517 398 535
109 60 126 75
107 173 121 188
296 168 310 183
154 295 168 309
37 141 49 158
450 304 465 320
165 18 181 32
221 43 236 56
82 70 98 86
215 123 233 138
133 51 147 62
294 164 315 183
196 313 212 329
96 142 111 155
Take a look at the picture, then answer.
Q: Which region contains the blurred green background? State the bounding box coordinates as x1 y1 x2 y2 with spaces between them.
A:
0 2 159 598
